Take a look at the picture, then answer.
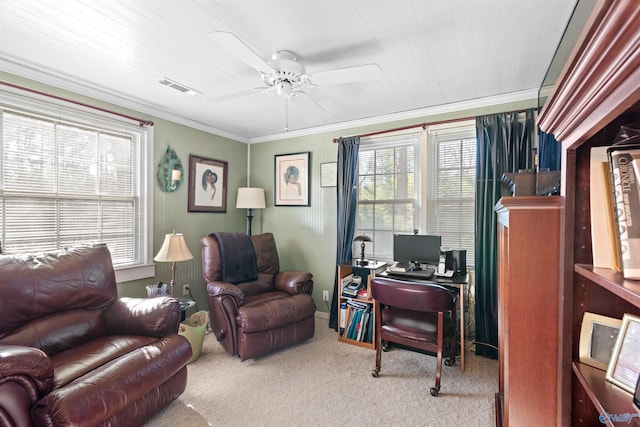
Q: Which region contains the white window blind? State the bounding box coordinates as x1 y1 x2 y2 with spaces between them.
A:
356 133 420 261
0 93 153 281
425 125 476 267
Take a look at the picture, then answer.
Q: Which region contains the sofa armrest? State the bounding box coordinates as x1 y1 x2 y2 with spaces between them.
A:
0 344 53 426
274 271 313 295
104 297 181 337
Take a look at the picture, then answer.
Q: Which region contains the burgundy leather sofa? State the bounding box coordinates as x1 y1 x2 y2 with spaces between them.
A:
202 232 315 361
0 244 192 427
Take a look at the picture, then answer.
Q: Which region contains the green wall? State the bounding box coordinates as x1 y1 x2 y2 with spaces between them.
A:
1 71 537 316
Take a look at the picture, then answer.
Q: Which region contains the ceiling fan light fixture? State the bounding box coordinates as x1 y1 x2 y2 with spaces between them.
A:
276 81 293 97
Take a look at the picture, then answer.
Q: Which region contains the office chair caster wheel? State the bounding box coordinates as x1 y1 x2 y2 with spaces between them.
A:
430 386 440 397
371 368 379 378
445 358 454 367
382 342 391 352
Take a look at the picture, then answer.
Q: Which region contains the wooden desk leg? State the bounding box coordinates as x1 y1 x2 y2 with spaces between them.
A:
459 285 464 372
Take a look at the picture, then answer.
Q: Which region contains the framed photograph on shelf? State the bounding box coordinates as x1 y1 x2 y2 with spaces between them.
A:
188 154 228 212
579 312 623 371
606 313 640 393
274 152 310 206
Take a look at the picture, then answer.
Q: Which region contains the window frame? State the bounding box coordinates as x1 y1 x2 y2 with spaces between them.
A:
0 86 155 282
355 120 476 268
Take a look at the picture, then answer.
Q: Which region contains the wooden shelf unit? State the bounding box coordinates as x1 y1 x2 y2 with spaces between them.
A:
538 1 640 425
495 196 562 427
336 261 386 350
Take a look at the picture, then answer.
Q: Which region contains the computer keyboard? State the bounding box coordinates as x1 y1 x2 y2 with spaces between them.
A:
386 266 435 279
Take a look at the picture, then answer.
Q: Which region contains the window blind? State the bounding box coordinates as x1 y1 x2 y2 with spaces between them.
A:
0 103 151 277
357 133 420 261
425 127 476 267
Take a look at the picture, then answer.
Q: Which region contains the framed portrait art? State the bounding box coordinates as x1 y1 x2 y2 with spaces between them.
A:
274 152 310 206
188 154 228 212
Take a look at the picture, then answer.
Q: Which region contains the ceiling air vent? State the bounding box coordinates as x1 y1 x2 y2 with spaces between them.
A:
158 78 201 96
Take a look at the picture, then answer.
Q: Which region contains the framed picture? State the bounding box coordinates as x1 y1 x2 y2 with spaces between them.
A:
188 154 228 212
606 313 640 393
274 152 310 206
320 162 337 187
579 312 622 371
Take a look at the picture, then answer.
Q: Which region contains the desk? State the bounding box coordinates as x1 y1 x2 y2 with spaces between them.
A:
379 271 468 372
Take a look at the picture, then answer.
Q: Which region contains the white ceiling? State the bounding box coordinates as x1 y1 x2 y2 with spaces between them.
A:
0 0 578 143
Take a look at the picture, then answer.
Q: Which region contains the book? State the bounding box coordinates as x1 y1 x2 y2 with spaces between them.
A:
601 162 623 272
347 309 362 340
356 310 368 341
608 127 640 279
590 146 621 270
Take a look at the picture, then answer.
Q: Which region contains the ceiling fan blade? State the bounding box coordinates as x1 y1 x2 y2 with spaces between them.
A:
209 31 275 73
293 91 327 113
309 63 381 86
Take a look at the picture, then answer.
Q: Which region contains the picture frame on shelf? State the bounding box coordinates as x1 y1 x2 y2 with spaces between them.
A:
606 313 640 393
579 312 622 371
187 154 228 213
274 151 310 206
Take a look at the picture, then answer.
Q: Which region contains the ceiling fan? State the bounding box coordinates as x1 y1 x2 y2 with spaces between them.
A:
208 31 382 105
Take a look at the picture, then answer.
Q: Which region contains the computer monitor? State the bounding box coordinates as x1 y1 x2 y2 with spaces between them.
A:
393 234 442 267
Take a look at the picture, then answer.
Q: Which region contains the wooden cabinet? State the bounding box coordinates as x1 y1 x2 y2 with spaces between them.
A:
495 196 562 427
336 261 386 350
538 1 640 425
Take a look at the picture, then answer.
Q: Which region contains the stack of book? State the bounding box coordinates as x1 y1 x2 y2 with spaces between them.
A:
341 299 373 343
590 125 640 279
341 273 364 297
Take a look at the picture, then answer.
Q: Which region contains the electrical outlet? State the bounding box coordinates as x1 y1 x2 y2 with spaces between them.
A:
322 290 329 301
182 284 190 297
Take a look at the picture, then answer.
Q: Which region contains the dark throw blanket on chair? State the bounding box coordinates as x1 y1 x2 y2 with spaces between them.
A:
211 232 258 284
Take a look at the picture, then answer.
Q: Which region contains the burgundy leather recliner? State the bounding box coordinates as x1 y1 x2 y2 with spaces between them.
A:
202 232 316 361
0 244 192 427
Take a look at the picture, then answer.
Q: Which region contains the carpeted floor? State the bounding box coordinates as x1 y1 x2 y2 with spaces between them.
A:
145 313 497 427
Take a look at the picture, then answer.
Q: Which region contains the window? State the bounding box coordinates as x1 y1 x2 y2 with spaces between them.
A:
357 132 420 261
425 124 476 268
356 121 476 268
0 89 154 282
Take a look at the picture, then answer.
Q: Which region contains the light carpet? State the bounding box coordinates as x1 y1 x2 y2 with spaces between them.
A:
145 314 497 427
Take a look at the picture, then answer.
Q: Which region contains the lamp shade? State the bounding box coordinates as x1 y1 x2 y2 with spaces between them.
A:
236 187 266 209
154 232 194 262
354 234 372 243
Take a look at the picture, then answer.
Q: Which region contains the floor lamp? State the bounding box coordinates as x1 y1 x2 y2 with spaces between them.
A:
154 231 193 297
236 187 266 236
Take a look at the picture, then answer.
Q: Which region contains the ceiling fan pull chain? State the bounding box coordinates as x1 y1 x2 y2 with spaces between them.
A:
285 98 289 132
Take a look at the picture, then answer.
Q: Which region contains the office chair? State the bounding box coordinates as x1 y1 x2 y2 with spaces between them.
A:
370 277 456 396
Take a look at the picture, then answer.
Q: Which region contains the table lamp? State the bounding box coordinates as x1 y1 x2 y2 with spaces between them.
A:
354 234 372 266
154 230 193 297
236 187 266 236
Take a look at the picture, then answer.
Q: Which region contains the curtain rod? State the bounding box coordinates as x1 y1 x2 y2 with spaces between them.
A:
0 80 154 127
332 108 533 142
332 116 473 142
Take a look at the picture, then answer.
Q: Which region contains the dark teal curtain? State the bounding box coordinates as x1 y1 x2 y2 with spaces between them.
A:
329 136 360 330
474 109 535 358
538 129 561 171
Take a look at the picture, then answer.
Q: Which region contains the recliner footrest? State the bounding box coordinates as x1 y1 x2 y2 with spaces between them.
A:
238 294 315 333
